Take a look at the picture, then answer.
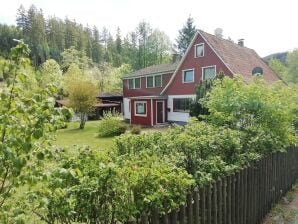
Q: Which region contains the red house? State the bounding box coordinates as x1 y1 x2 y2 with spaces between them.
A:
122 30 280 126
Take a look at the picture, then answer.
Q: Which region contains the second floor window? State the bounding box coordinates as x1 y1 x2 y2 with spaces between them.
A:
128 78 141 89
146 75 162 88
202 66 216 80
183 69 194 83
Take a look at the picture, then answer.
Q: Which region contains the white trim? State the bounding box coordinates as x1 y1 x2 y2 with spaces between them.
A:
161 32 200 95
194 43 205 58
156 100 165 124
128 77 141 89
146 74 162 88
182 68 195 83
161 30 235 95
134 77 141 89
146 75 154 88
167 95 196 122
134 101 147 117
201 65 217 81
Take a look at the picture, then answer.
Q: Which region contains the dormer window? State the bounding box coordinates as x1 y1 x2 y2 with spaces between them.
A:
195 43 204 58
146 75 162 88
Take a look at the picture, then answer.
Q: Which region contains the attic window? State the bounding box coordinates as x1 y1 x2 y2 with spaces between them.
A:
128 78 141 89
202 66 216 80
252 67 263 76
195 43 204 58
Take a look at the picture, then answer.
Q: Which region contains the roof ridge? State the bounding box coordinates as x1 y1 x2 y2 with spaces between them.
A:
199 29 255 51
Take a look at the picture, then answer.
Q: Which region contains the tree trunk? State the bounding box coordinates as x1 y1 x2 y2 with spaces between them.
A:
79 113 86 129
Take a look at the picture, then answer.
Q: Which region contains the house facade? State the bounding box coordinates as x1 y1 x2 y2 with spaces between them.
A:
122 30 280 126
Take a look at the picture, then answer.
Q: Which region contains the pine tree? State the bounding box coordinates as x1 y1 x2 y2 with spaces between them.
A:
176 16 197 55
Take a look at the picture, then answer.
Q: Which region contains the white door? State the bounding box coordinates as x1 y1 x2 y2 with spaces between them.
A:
123 98 131 119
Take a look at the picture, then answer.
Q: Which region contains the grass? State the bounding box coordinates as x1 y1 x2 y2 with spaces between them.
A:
53 120 115 149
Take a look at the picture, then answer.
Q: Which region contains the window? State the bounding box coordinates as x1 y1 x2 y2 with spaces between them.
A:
135 101 147 116
146 76 154 88
128 79 134 89
202 66 216 80
154 75 162 87
195 43 204 57
134 78 141 88
146 75 162 88
128 78 141 89
183 69 194 83
173 98 193 112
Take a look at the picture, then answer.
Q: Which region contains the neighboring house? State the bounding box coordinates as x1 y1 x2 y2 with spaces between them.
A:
122 30 280 126
56 91 123 120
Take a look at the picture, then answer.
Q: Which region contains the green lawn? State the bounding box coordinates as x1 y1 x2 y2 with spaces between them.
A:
53 120 115 149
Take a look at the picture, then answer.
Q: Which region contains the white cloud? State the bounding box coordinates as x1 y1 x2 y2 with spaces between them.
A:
0 0 297 56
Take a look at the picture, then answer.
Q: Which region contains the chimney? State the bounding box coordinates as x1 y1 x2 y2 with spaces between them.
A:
238 39 244 47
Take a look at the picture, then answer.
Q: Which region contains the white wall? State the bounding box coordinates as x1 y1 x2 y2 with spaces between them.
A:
167 95 196 122
123 98 131 119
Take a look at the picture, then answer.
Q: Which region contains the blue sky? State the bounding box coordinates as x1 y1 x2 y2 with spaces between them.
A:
0 0 297 57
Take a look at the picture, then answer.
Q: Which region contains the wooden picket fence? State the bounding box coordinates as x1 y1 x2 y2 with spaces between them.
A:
138 147 298 224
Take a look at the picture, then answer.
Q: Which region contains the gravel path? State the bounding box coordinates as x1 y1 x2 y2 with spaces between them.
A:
263 182 298 224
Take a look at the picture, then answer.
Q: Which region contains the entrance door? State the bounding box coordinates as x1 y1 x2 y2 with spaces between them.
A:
156 101 164 124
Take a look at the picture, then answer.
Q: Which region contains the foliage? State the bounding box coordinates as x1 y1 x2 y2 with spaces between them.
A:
30 147 193 223
130 125 141 135
98 111 127 137
61 46 92 71
204 76 297 153
285 49 298 84
268 58 287 81
176 16 197 55
0 40 68 222
64 68 98 129
115 122 249 185
190 72 224 118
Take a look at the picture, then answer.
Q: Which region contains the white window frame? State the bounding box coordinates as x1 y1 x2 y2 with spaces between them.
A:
194 43 205 58
128 78 141 89
146 75 163 88
182 68 195 83
154 74 162 88
202 65 217 81
134 101 147 117
134 77 141 89
172 98 193 113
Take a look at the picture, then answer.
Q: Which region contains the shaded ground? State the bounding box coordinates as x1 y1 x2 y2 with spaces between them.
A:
263 181 298 224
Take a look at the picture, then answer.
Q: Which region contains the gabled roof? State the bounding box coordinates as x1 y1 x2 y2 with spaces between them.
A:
199 30 280 83
122 62 179 78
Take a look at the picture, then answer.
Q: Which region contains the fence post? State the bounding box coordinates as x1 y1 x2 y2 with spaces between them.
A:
212 182 218 224
187 191 193 224
193 188 200 224
199 186 206 224
217 179 222 224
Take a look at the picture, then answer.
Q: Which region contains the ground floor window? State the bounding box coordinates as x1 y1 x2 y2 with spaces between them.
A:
135 101 147 116
173 98 192 112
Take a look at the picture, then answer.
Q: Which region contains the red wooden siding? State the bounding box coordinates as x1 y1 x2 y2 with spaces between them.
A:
165 33 233 95
123 73 173 97
130 99 167 126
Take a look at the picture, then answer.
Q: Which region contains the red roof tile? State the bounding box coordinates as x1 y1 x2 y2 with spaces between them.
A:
199 30 280 84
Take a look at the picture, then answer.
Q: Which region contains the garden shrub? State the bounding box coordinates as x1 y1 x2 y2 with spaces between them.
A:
130 125 141 135
98 111 127 137
30 147 194 223
203 76 298 153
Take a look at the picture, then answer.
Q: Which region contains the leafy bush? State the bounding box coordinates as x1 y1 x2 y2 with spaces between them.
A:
98 111 127 137
203 76 298 153
130 125 141 135
30 147 194 223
